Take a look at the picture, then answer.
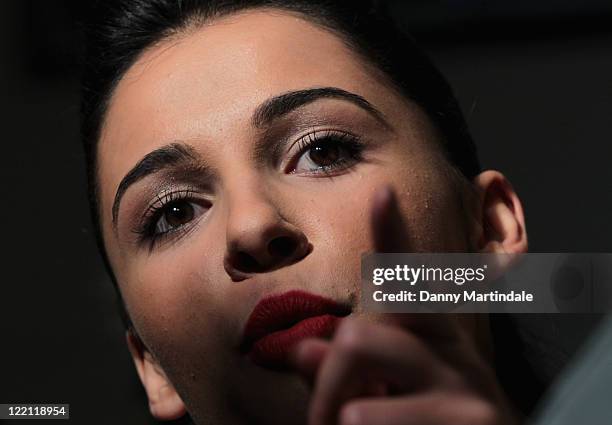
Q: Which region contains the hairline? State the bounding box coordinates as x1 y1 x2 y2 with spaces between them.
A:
95 5 452 228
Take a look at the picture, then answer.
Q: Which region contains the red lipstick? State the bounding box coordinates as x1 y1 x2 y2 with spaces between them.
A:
240 290 351 370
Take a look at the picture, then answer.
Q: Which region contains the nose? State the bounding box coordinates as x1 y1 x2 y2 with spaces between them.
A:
223 188 312 281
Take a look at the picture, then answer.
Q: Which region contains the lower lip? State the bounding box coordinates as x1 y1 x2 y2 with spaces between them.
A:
248 314 341 370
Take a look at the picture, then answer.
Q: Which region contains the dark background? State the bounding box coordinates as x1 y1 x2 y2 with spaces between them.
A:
1 1 611 423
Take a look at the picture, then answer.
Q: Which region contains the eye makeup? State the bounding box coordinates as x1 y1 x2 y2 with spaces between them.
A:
118 101 390 252
130 185 212 251
283 128 366 176
128 129 368 250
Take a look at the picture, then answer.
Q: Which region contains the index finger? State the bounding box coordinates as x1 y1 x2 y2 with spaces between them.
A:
370 185 412 253
368 185 466 343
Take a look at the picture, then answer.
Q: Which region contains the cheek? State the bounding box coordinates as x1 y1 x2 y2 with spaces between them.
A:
392 167 468 251
394 168 469 252
283 167 467 313
119 248 236 383
304 161 468 260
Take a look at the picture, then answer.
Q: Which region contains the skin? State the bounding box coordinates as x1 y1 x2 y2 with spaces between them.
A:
97 9 528 425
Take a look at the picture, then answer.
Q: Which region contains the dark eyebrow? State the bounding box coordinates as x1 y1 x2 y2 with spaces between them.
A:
251 87 392 130
111 142 200 227
112 88 390 230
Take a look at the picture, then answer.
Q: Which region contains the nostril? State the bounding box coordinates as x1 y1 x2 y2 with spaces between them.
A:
268 236 297 258
235 251 262 272
225 235 309 279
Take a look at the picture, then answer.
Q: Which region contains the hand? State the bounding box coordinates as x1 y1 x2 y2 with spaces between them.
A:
290 185 521 425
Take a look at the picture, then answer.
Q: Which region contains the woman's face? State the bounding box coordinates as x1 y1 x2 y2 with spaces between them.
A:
97 10 474 424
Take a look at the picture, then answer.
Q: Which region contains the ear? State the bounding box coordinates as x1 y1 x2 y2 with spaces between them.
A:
472 170 528 254
126 330 187 421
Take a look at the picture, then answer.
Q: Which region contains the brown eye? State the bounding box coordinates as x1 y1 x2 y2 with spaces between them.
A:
293 138 357 174
289 130 364 175
155 200 200 234
308 143 340 167
166 201 194 226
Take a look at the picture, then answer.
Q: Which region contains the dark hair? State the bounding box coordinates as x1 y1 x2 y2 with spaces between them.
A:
81 0 480 325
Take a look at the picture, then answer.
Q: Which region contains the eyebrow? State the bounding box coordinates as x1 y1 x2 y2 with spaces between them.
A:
112 87 390 228
111 143 202 226
252 86 391 130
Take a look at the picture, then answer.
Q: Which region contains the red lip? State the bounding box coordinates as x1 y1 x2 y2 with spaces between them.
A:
240 290 351 370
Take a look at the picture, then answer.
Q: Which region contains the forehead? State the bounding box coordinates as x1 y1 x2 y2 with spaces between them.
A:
98 9 396 217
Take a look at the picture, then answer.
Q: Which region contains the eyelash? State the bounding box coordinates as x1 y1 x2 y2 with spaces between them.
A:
134 130 366 250
287 129 365 176
134 188 207 250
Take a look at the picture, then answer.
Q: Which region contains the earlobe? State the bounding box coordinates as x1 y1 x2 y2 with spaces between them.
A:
126 331 187 421
472 170 528 254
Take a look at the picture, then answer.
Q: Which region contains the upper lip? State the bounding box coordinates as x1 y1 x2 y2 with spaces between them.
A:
240 289 351 353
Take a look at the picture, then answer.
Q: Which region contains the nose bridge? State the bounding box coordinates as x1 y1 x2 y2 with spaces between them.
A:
221 171 311 281
224 172 281 238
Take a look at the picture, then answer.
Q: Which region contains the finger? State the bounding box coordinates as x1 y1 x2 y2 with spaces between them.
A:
370 185 411 253
290 337 389 395
308 318 449 425
337 393 498 425
289 338 330 385
381 312 466 344
369 186 467 339
287 321 473 406
368 186 472 359
381 312 490 383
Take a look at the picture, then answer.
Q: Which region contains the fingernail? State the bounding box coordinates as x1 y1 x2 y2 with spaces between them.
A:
378 184 392 200
374 185 394 209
